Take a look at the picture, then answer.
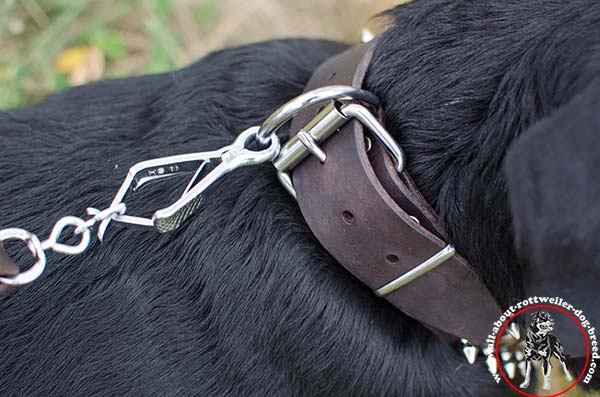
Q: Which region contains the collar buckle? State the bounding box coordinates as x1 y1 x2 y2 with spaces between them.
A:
269 86 406 199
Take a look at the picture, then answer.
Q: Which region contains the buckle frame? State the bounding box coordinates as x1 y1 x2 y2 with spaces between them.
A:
271 89 406 199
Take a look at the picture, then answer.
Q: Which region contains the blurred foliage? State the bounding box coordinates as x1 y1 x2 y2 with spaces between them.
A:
0 0 401 109
0 0 221 108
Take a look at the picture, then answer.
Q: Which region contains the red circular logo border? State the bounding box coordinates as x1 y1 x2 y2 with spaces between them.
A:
495 304 591 397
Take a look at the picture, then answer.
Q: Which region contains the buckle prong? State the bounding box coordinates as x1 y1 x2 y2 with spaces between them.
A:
297 130 327 163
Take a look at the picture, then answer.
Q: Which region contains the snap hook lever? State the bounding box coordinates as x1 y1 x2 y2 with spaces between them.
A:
97 126 281 239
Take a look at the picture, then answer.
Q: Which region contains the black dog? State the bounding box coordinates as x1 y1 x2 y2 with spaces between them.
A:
520 311 573 390
1 1 599 396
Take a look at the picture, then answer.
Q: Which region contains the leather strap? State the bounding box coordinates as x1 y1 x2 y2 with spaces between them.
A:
290 42 502 346
0 243 19 293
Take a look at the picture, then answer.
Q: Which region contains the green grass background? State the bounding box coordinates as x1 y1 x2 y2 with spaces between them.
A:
0 0 397 109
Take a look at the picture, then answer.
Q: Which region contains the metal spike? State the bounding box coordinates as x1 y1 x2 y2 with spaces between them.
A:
515 350 525 362
518 361 527 377
507 323 521 340
504 362 517 379
361 28 375 43
486 355 498 375
501 351 513 362
461 338 479 365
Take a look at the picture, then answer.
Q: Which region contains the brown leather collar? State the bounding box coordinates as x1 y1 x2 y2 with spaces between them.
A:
288 41 503 348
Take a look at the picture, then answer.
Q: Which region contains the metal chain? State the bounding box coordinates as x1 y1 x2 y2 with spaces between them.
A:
0 126 281 288
0 85 383 290
41 203 127 254
0 204 126 286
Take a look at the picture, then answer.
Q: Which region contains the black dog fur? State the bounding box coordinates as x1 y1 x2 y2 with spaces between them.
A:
1 0 599 395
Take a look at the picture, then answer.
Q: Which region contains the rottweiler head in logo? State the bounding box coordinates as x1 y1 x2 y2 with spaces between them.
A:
520 311 573 390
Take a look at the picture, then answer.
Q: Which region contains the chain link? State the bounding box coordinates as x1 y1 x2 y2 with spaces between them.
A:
39 203 127 255
0 203 126 287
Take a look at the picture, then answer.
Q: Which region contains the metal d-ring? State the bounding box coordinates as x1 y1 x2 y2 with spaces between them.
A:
256 85 379 146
